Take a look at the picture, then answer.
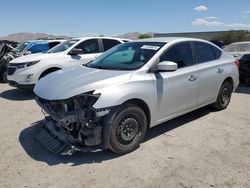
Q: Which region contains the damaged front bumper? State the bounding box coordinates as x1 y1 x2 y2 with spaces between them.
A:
34 93 118 155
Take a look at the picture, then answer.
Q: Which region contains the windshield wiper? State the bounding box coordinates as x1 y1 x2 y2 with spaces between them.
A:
85 65 118 70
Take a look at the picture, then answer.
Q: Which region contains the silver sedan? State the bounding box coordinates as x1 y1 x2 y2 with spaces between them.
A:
34 37 239 155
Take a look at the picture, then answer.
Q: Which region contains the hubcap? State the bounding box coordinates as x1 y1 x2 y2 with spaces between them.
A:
221 87 230 104
117 116 140 145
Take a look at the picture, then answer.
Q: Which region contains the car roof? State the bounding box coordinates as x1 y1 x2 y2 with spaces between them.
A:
72 36 128 41
26 40 48 44
47 39 66 42
133 37 208 43
230 41 250 44
25 39 65 44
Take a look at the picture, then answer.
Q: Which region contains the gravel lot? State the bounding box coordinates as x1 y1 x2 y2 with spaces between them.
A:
0 83 250 188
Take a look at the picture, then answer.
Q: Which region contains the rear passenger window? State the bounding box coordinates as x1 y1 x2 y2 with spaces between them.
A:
160 42 193 68
48 42 60 49
213 46 222 59
102 39 121 51
194 42 217 63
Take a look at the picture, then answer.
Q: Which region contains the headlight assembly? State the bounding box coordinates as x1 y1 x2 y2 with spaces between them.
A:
16 63 27 69
26 60 40 67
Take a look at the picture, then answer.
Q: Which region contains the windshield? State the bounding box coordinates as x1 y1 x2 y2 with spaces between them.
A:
86 42 165 70
47 39 79 53
224 43 250 52
12 42 30 54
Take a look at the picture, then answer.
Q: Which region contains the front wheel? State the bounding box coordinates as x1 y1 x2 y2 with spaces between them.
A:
212 81 233 110
109 104 147 154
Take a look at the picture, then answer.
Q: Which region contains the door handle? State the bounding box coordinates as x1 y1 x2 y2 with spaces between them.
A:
217 68 224 74
188 75 197 81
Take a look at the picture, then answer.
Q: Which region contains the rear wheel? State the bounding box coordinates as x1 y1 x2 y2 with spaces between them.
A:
109 104 147 154
212 81 233 110
245 78 250 87
2 71 8 83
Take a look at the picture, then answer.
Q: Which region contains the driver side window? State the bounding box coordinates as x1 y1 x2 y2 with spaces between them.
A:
160 42 193 68
74 39 100 54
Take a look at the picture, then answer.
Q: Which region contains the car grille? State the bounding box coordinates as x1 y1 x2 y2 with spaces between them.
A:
7 67 16 75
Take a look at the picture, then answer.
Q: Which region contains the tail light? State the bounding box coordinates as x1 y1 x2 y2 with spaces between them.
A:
234 60 240 68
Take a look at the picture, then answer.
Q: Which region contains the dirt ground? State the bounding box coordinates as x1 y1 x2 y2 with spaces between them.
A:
0 83 250 188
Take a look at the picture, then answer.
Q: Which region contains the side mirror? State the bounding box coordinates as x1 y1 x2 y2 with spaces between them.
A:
156 61 178 72
24 51 32 55
68 48 83 55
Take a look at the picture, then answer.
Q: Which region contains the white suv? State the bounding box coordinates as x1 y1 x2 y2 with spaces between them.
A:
7 37 128 89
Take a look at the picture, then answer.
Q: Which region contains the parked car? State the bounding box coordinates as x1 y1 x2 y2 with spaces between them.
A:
7 37 130 89
33 37 239 155
223 41 250 85
0 40 19 82
1 39 64 82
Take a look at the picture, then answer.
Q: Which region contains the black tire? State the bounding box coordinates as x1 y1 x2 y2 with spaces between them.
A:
212 81 233 110
2 71 8 83
245 78 250 87
109 104 147 154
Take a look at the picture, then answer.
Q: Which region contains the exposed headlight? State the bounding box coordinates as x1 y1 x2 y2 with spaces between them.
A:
26 60 40 67
76 92 101 107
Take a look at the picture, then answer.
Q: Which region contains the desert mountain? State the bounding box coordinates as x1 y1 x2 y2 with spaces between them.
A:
0 32 71 42
0 32 154 42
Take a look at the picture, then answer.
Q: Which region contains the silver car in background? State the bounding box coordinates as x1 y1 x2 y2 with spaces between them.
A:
34 37 239 155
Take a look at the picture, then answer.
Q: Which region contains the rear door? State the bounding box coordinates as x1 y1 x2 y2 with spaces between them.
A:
156 42 199 121
192 42 224 105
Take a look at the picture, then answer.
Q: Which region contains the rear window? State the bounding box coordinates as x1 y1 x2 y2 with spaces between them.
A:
194 42 217 64
102 39 121 51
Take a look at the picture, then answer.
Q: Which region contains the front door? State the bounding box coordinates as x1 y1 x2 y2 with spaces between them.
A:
68 39 102 66
155 42 199 122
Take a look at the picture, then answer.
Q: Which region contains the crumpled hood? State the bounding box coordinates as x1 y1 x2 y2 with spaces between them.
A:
10 52 61 63
34 66 133 100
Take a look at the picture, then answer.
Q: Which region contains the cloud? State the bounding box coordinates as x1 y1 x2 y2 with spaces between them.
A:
204 16 217 20
194 6 208 11
192 18 224 26
192 17 250 29
225 23 250 28
243 10 250 14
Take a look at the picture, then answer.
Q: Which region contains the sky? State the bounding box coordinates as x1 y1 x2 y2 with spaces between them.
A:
0 0 250 37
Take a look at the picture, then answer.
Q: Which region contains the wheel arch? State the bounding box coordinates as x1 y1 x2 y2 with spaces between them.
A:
39 67 61 79
120 98 151 129
223 77 234 89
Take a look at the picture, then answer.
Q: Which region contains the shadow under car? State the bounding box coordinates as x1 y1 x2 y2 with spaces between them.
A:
0 88 35 101
19 106 214 166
